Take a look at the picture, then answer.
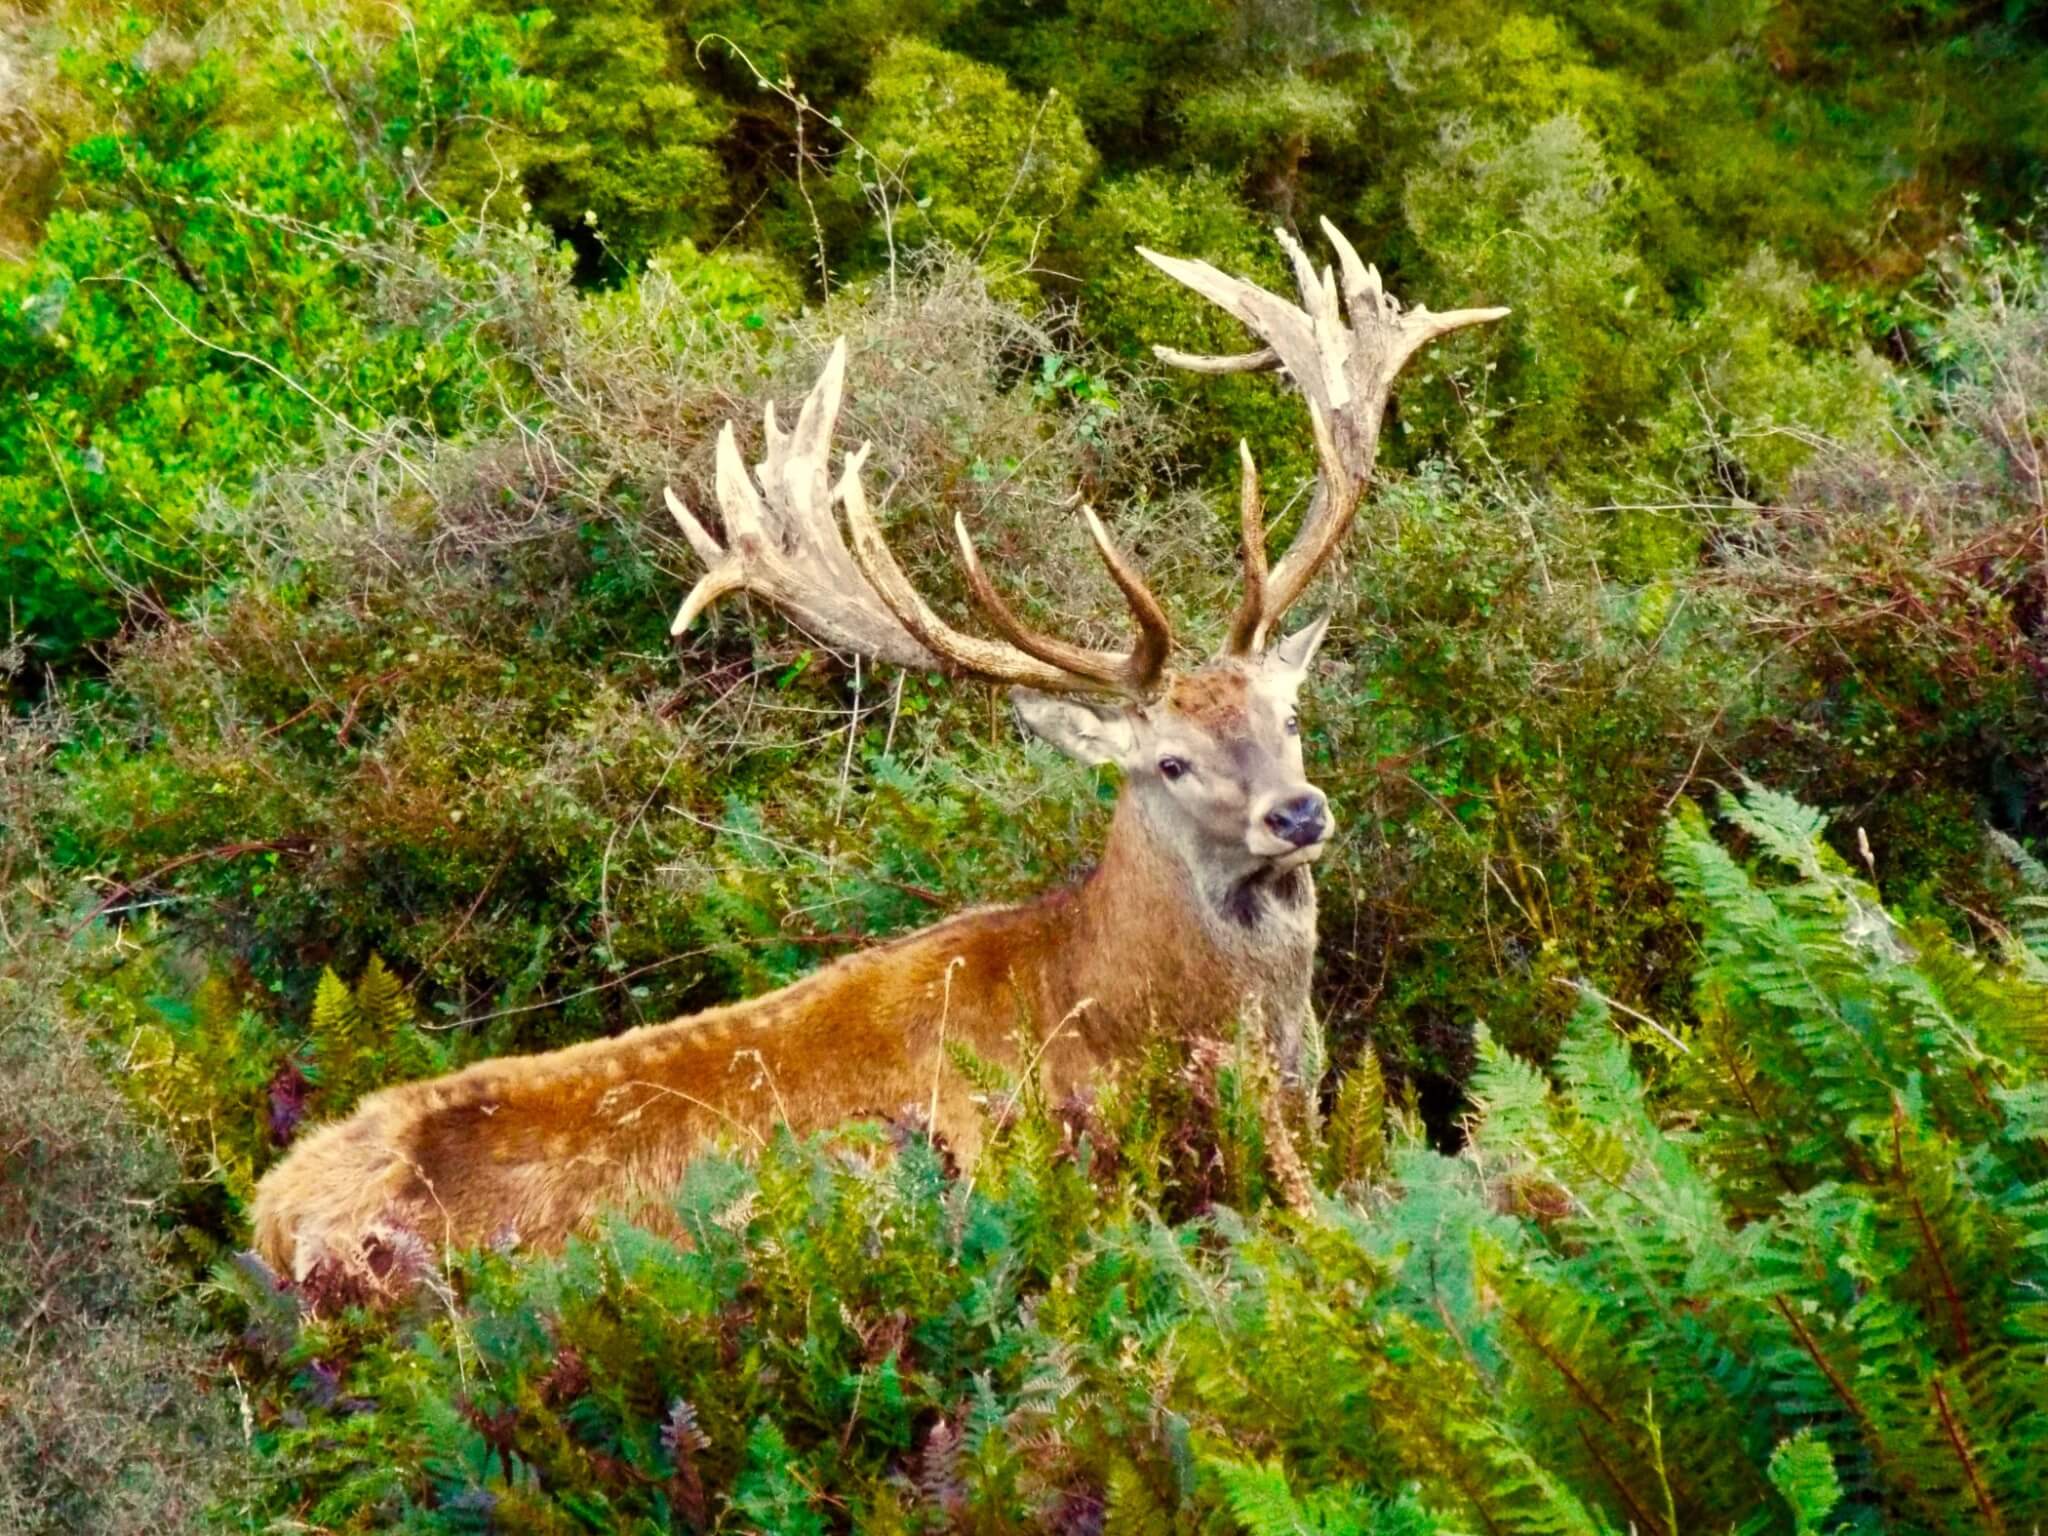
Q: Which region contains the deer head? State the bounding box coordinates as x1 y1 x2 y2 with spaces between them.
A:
1004 616 1333 903
665 219 1507 916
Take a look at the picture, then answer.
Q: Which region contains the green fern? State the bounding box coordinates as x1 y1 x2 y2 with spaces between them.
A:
1104 1456 1174 1536
1322 1050 1388 1189
1768 1431 1843 1536
1209 1455 1345 1535
226 785 2048 1534
304 953 441 1117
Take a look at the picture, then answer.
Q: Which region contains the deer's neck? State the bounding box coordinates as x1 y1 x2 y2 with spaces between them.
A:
1056 796 1318 1055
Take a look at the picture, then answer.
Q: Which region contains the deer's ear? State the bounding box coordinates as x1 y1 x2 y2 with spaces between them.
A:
1267 614 1330 676
1010 689 1139 767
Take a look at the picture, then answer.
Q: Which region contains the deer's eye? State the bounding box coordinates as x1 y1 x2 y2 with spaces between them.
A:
1284 714 1300 736
1158 756 1190 782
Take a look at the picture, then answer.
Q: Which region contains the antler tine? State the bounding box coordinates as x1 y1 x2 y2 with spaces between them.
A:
1318 217 1509 376
833 458 1066 687
1077 507 1175 691
670 338 1173 699
949 506 1173 697
1226 439 1269 656
1137 243 1320 394
668 417 923 667
838 468 1169 697
1140 224 1508 652
1149 343 1280 376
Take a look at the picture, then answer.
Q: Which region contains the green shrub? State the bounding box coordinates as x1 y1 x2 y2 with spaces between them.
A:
1301 229 2048 1090
507 0 730 278
831 38 1097 286
0 1 545 675
676 0 969 103
1309 466 1751 1086
1400 112 1671 485
978 0 1233 150
1634 247 1896 512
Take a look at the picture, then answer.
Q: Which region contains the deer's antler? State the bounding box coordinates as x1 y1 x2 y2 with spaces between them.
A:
1140 219 1509 654
666 339 1173 699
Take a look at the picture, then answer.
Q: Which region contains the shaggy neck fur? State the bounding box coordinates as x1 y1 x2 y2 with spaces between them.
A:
1057 795 1317 1052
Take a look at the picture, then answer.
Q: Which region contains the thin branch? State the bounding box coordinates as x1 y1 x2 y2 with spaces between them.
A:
66 838 316 940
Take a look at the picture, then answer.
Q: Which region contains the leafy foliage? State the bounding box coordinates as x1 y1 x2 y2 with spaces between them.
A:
507 0 730 279
0 2 546 669
830 37 1097 285
11 0 2046 673
301 954 445 1120
89 951 442 1274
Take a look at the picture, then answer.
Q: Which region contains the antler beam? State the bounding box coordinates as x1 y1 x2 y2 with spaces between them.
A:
666 339 1173 699
1140 219 1508 654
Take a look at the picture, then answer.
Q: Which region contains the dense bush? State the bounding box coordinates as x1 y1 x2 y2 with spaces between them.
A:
23 222 2048 1192
9 0 2046 674
500 0 730 279
0 2 547 671
830 38 1096 285
0 956 240 1531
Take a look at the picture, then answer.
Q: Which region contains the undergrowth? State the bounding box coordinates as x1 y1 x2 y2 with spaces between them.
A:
200 786 2048 1532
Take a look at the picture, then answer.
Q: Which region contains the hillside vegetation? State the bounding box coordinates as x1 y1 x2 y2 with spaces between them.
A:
2 0 2047 1529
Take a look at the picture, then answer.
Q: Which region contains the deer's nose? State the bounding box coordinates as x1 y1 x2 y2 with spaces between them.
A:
1262 793 1328 848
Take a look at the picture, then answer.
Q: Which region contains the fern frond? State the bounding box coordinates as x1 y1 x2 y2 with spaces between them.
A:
1767 1430 1843 1536
1323 1051 1387 1189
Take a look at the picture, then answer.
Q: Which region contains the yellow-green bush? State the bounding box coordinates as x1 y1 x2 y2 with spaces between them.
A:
832 38 1096 286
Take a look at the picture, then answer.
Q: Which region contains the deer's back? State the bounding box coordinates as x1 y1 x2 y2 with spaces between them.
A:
253 892 1089 1277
